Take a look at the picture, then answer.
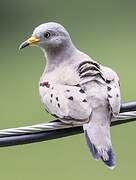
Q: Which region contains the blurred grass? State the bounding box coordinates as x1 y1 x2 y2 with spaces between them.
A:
0 0 136 179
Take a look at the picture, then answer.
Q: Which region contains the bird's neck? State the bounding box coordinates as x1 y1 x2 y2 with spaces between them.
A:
43 42 77 72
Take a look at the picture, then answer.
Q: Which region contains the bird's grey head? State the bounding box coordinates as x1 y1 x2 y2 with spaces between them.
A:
19 22 76 59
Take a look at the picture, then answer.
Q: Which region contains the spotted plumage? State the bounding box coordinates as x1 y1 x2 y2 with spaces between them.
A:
107 86 112 91
108 94 112 98
68 96 74 101
75 84 80 87
20 22 121 169
79 89 85 93
82 99 87 103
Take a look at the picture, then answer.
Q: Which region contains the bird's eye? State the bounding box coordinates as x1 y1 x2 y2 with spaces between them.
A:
44 32 51 38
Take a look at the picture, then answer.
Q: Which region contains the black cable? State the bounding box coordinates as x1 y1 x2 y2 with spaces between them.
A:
0 102 135 147
120 102 136 113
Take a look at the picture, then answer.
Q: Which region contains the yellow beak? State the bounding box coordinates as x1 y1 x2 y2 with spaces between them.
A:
19 37 40 50
28 37 40 44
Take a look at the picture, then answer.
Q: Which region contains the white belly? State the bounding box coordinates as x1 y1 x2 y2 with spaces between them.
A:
39 83 69 118
39 82 91 120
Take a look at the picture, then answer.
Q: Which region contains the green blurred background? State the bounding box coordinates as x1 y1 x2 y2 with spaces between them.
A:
0 0 136 179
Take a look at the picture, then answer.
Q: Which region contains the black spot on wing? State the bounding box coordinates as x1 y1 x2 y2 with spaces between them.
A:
68 96 74 100
58 103 60 108
108 94 112 98
75 84 80 87
51 94 53 98
79 89 85 93
82 99 87 102
66 90 70 92
116 94 119 98
56 97 59 101
107 86 112 91
50 99 52 103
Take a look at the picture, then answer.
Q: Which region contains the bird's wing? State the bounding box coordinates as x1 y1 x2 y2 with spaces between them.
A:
76 59 121 168
77 60 121 116
43 59 120 123
102 66 121 116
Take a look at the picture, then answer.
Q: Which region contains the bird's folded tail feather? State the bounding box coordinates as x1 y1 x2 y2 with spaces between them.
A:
84 130 100 160
101 146 115 169
83 123 115 169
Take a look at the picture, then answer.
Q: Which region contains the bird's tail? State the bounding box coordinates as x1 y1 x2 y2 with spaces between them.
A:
83 121 115 169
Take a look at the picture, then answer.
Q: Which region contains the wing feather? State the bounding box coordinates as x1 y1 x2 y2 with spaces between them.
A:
77 61 121 116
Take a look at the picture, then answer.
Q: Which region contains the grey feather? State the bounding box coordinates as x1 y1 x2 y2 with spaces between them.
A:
20 22 121 168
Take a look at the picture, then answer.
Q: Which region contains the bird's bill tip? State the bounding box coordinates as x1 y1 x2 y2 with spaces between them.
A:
19 37 40 50
19 41 29 50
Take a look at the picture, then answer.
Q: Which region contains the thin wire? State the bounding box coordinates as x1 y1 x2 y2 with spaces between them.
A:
0 110 136 137
0 102 135 147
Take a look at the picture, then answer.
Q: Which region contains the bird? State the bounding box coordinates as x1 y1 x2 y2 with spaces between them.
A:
19 22 121 169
